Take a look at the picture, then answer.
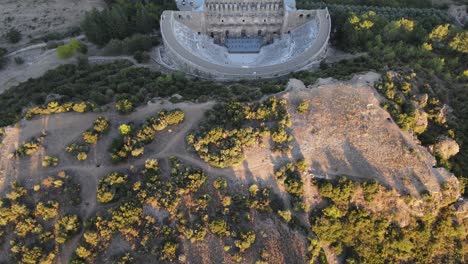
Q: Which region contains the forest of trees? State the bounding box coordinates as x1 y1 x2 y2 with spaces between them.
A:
81 0 176 46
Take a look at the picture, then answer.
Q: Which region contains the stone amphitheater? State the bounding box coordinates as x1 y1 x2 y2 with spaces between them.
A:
160 0 331 80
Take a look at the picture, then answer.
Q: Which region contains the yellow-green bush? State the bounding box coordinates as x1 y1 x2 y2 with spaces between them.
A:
97 172 128 203
25 101 90 119
56 39 86 59
54 215 80 244
14 135 45 157
42 155 59 167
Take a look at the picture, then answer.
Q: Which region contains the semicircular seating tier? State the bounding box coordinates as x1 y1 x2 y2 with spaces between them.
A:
160 3 331 80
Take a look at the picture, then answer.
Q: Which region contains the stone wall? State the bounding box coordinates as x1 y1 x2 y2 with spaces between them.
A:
204 0 285 42
283 10 316 32
160 9 331 80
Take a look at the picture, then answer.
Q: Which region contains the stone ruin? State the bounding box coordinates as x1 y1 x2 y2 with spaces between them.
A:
160 0 331 80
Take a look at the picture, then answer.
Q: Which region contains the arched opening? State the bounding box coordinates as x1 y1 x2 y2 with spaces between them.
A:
307 14 311 18
210 32 214 38
241 29 247 37
258 30 262 36
299 14 303 18
225 30 229 37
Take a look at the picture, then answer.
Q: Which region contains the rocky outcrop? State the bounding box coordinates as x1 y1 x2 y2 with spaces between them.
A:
430 136 460 160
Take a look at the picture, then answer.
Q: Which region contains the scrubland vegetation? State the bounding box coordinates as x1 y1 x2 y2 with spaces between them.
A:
0 158 463 263
188 97 293 168
14 134 46 158
311 176 465 263
67 158 275 263
109 109 184 162
0 172 81 263
64 116 110 161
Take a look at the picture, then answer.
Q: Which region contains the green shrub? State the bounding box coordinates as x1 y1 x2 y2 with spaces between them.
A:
97 172 128 203
42 155 59 167
14 57 24 65
110 110 185 163
171 158 207 195
55 215 80 244
278 210 292 222
296 158 308 173
14 136 45 157
66 143 90 156
160 241 178 261
103 39 124 55
6 28 22 43
93 117 110 133
122 34 153 54
234 231 256 252
213 178 228 190
56 39 86 59
116 99 133 114
317 177 357 205
118 124 132 135
72 102 89 113
25 101 89 119
209 218 230 237
361 180 381 202
133 51 150 63
297 101 310 114
82 131 99 144
163 109 185 125
34 201 59 220
0 48 6 70
77 152 88 161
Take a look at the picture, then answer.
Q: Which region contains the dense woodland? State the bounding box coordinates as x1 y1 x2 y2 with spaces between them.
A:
0 0 467 263
81 0 176 46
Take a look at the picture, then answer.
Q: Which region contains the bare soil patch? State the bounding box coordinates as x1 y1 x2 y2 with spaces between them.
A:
0 0 105 49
